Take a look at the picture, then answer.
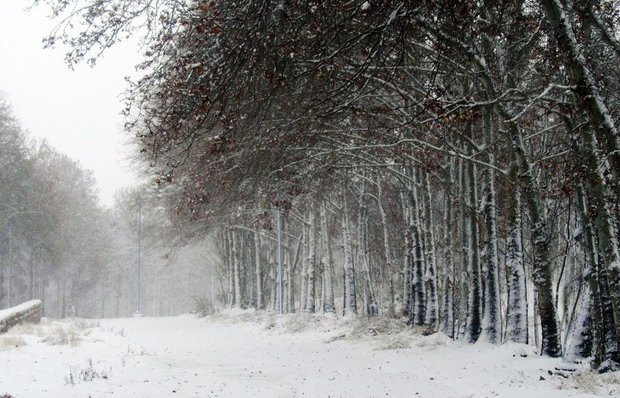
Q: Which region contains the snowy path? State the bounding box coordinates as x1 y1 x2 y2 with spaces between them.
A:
0 314 614 397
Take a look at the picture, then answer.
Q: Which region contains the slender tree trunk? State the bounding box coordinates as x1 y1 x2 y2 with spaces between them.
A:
441 158 455 338
254 232 263 309
568 184 599 360
232 228 242 309
321 203 335 314
505 188 528 344
422 171 438 329
377 178 396 318
402 185 414 319
269 247 276 312
480 108 501 344
458 159 470 338
409 173 425 326
359 178 378 316
465 146 482 343
300 216 308 312
225 228 234 308
290 232 302 313
342 191 357 316
306 205 317 313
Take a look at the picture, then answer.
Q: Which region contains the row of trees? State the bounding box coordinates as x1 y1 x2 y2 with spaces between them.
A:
0 95 214 319
38 0 620 370
0 95 106 317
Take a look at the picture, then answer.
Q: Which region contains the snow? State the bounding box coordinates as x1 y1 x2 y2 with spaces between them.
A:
0 312 618 397
0 300 41 323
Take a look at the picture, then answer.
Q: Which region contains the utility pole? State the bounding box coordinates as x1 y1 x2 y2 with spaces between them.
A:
211 268 215 304
8 225 13 307
135 200 142 316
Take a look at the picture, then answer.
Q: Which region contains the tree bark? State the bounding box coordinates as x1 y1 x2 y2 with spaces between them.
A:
254 232 263 309
342 191 357 316
505 189 528 344
320 203 336 314
508 122 562 357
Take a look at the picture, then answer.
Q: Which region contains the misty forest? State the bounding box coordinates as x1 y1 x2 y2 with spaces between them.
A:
2 1 620 397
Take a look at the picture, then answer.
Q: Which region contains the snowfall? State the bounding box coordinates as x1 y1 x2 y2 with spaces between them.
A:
1 310 618 398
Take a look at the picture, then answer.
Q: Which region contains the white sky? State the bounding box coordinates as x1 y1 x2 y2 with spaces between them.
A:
0 0 143 207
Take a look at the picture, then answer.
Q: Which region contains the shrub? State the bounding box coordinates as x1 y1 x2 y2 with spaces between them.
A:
191 296 216 317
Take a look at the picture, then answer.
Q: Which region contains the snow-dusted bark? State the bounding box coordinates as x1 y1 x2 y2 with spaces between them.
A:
306 206 317 313
441 158 455 338
457 160 470 339
464 155 482 344
377 178 395 317
342 194 357 316
408 174 425 326
402 186 414 319
299 218 308 312
269 250 276 312
289 234 303 314
567 280 594 360
254 232 263 309
505 190 528 344
359 178 378 316
231 229 242 309
593 237 620 370
422 171 438 329
570 183 601 361
225 228 234 308
480 109 501 344
509 122 561 357
281 223 290 314
283 261 290 314
320 203 335 314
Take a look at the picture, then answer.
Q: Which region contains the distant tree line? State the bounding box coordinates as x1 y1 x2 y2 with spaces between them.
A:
0 95 213 318
38 0 620 370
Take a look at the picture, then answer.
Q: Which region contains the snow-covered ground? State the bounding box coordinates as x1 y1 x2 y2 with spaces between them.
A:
1 311 618 397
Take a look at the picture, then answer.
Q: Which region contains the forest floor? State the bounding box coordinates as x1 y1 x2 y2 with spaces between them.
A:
0 310 618 398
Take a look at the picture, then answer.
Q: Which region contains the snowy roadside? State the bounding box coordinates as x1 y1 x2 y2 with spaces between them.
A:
0 311 617 398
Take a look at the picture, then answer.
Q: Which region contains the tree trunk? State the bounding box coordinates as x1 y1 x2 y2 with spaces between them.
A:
300 215 309 312
377 178 396 318
441 158 455 338
505 188 528 344
422 171 438 329
225 228 234 308
509 122 562 357
254 232 263 309
465 147 482 343
402 185 414 319
320 203 336 314
306 204 317 313
458 159 470 338
480 108 501 344
409 173 425 326
359 178 378 316
231 228 242 309
342 192 357 316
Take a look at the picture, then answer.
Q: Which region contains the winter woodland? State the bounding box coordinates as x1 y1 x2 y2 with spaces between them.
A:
2 0 620 381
